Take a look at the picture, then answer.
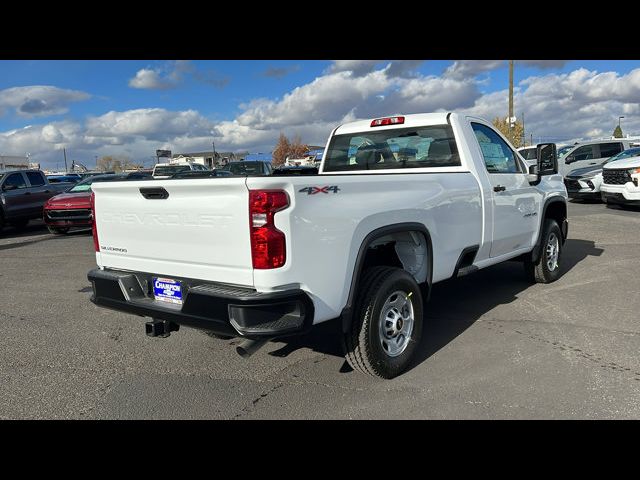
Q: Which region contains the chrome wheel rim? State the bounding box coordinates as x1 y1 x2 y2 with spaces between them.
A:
378 290 414 357
546 232 560 271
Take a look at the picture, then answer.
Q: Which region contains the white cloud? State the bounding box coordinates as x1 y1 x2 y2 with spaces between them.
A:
7 63 640 168
128 60 229 90
445 60 505 79
328 60 382 76
0 86 90 118
128 69 175 90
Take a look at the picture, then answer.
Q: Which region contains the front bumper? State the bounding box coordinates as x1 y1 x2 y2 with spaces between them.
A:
601 192 640 206
44 208 93 227
601 183 640 205
567 190 600 200
87 268 314 338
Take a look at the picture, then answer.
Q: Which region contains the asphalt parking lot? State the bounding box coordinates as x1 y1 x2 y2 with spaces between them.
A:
1 201 639 419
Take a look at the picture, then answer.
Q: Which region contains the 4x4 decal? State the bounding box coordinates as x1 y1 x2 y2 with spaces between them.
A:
299 186 340 195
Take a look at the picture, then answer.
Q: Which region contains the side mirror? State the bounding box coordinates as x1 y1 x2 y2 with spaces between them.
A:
537 143 557 175
2 184 17 191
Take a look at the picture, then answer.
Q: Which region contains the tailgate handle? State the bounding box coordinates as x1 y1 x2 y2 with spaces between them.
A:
139 187 169 200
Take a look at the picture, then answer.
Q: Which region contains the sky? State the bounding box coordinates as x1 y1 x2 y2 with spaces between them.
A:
2 59 640 169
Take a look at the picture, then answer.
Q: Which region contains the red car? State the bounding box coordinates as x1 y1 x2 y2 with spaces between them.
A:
44 172 152 234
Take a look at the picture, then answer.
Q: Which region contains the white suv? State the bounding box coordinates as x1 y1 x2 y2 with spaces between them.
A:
558 139 633 176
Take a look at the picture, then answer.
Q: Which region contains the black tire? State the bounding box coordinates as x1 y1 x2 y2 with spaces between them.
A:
11 218 29 229
524 219 563 283
342 266 423 379
47 226 70 235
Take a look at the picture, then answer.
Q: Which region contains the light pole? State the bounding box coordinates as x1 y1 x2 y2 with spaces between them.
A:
212 140 216 168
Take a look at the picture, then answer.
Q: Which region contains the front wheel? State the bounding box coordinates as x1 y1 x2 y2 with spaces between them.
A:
342 266 423 379
524 219 563 283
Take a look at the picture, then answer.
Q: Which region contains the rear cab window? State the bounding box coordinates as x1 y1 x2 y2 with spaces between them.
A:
26 171 46 187
323 125 461 172
598 142 623 158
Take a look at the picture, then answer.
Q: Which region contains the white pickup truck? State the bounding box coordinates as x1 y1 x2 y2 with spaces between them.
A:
87 113 568 379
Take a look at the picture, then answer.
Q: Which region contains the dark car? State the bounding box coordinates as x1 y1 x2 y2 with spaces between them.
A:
273 165 319 175
170 169 233 179
46 174 81 184
220 161 272 176
43 172 152 234
0 169 70 233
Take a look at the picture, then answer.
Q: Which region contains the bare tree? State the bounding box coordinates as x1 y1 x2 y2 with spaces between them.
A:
272 133 291 167
289 134 309 159
492 117 525 148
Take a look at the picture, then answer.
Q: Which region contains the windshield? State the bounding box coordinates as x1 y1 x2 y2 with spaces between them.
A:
221 162 265 175
518 147 538 160
556 145 574 158
67 174 119 192
323 125 460 172
604 147 640 164
154 165 191 176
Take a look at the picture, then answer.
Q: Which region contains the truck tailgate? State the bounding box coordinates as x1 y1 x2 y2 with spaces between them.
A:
92 178 253 286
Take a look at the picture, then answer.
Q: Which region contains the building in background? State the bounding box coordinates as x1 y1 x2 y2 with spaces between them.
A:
0 155 29 170
171 151 249 169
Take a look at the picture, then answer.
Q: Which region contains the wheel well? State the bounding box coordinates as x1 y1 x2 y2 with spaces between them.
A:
544 201 567 241
361 231 429 285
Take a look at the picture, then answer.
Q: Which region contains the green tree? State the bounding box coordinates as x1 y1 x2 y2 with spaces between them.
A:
613 125 623 138
492 117 525 148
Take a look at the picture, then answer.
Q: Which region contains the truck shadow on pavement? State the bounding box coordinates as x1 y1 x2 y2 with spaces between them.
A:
267 238 604 375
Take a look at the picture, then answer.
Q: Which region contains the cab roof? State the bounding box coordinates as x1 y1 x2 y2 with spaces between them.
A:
333 113 451 135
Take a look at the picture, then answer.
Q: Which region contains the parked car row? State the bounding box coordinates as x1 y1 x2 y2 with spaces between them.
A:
0 160 306 235
556 139 640 207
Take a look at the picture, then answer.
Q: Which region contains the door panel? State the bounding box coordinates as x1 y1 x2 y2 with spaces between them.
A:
1 172 30 219
470 123 540 258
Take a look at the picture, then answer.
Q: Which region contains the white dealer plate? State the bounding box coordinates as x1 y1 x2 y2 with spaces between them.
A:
153 277 183 305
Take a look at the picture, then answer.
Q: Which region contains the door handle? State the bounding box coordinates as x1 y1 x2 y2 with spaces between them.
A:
493 185 506 192
588 162 596 165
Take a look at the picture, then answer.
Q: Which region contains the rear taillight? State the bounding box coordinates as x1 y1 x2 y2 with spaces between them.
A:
90 192 99 252
249 190 289 269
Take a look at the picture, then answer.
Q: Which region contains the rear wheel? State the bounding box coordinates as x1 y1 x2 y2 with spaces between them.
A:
47 226 70 235
10 219 29 229
342 266 423 379
524 219 563 283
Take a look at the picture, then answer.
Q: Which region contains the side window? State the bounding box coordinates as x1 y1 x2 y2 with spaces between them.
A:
471 123 521 174
570 145 595 161
598 143 623 158
4 173 27 189
26 171 45 187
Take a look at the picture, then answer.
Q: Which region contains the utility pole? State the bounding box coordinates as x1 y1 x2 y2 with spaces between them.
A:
509 60 514 141
63 148 68 173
